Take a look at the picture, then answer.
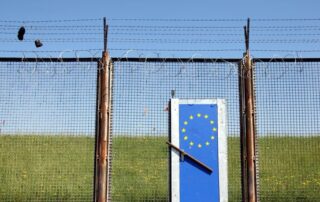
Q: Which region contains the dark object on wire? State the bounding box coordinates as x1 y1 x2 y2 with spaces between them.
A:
17 26 25 41
166 141 213 173
34 39 43 48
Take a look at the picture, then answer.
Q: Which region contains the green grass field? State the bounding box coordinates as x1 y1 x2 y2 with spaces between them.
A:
0 135 319 201
0 135 95 201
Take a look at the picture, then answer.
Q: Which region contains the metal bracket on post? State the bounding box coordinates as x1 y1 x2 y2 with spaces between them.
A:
240 18 257 202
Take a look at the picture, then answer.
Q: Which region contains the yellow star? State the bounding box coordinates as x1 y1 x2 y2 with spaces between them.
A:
184 136 188 140
184 121 188 125
189 115 194 120
212 128 217 132
210 120 214 124
204 115 209 119
197 113 201 117
190 141 194 146
211 136 215 140
198 144 202 148
206 141 210 146
181 128 186 133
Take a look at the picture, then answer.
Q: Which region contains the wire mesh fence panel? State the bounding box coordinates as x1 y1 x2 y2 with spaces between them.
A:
254 60 320 201
109 59 242 201
0 60 98 201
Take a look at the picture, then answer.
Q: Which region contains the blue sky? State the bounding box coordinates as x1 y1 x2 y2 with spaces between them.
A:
1 0 319 21
0 0 319 136
1 0 320 58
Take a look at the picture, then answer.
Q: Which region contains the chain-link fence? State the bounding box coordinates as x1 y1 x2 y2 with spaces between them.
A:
108 58 242 201
1 56 320 202
0 59 98 201
254 59 320 201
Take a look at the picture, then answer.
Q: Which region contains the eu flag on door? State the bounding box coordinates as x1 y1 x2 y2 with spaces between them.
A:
170 99 228 202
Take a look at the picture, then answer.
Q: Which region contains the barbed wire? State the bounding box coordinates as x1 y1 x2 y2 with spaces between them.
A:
0 27 102 31
109 25 242 29
252 49 320 52
251 18 320 21
249 33 320 37
0 18 103 23
2 38 318 44
252 25 320 29
0 32 102 35
2 31 319 37
0 17 318 25
0 32 303 37
0 17 320 58
0 25 101 28
108 38 243 44
2 24 319 29
1 52 314 82
108 18 320 22
108 18 247 22
108 28 243 32
108 32 320 37
110 38 320 44
2 26 320 32
108 32 243 36
252 28 320 32
0 49 103 53
0 38 102 43
1 49 319 58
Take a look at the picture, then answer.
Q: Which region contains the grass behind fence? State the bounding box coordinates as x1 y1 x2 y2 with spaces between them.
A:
0 135 94 201
110 136 320 201
0 135 319 201
258 136 320 202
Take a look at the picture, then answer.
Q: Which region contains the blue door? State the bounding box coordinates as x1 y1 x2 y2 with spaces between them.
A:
170 99 228 202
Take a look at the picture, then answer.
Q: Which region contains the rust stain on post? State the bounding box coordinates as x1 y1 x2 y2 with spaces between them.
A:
239 61 248 202
240 18 257 202
96 51 111 202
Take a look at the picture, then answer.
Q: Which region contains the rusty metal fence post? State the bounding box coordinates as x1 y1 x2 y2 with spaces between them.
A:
240 18 257 202
95 51 112 202
239 60 248 202
95 17 111 202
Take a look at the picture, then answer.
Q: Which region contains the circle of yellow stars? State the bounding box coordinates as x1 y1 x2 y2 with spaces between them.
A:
181 113 217 149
